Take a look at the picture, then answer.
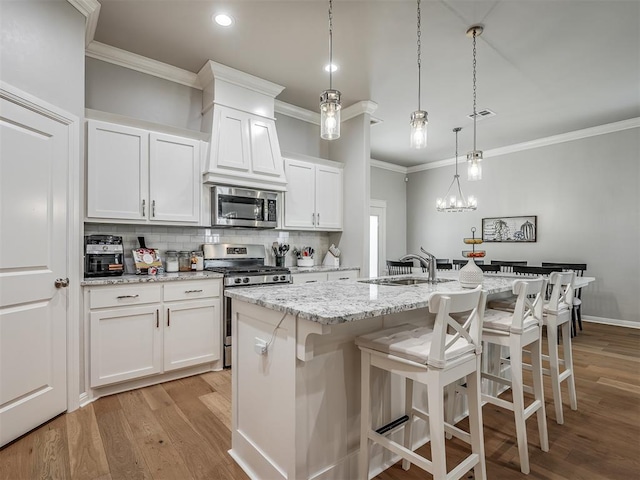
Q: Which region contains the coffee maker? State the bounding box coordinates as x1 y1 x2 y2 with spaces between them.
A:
84 235 125 277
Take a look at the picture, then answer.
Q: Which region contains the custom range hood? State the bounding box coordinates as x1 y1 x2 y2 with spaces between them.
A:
198 61 288 191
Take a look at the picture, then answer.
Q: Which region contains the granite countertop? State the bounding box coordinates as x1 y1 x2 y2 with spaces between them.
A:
81 271 225 286
288 265 360 274
224 271 515 325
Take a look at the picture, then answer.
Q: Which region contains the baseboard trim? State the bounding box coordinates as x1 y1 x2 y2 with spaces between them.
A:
583 316 640 329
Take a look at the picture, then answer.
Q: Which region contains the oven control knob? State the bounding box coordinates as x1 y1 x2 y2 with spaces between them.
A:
273 276 279 281
242 277 250 283
280 275 286 281
234 278 242 284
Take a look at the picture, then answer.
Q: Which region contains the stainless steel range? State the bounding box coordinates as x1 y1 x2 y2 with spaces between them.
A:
204 244 291 368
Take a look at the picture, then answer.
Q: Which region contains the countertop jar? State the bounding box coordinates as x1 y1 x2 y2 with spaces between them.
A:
178 251 191 272
191 251 204 271
165 250 179 273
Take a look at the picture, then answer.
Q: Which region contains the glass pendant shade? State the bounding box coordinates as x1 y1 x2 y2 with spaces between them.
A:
467 151 483 181
410 110 428 149
320 89 341 140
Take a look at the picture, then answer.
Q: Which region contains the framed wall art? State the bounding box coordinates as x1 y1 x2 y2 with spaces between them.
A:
482 216 537 242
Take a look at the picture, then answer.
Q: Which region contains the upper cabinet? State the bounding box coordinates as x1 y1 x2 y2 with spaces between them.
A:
205 105 285 189
87 120 201 224
283 156 343 231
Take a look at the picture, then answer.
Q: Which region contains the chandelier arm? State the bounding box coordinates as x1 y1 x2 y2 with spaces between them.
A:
440 175 458 202
455 176 468 205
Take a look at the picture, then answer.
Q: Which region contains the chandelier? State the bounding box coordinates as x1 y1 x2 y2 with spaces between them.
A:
466 25 484 181
436 127 477 212
409 0 428 149
320 0 341 140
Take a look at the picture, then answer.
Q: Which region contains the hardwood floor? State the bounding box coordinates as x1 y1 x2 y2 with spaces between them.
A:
1 322 639 480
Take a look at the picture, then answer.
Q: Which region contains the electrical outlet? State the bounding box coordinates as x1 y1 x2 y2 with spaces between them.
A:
254 337 268 355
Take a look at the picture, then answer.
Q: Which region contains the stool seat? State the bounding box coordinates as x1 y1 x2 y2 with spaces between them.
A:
355 324 476 367
483 308 539 334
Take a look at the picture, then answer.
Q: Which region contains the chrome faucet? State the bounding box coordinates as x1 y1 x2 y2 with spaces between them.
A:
399 247 438 283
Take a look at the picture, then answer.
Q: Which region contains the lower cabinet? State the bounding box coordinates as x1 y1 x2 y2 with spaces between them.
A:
291 269 359 284
86 279 222 388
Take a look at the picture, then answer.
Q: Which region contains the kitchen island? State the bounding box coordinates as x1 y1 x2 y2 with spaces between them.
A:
225 272 516 480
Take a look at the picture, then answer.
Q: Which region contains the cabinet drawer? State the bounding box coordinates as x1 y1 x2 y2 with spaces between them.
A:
163 280 221 302
327 270 358 281
89 284 162 309
291 272 328 284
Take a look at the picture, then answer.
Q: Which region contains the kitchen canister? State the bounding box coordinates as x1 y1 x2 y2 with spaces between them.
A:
165 250 179 273
178 251 192 271
191 251 204 271
459 258 483 288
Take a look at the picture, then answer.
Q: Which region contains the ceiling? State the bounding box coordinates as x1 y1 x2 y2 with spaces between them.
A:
92 0 640 167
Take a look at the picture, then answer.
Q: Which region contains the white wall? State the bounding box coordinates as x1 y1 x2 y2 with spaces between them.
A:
275 113 328 159
85 58 203 131
406 127 640 323
370 166 407 262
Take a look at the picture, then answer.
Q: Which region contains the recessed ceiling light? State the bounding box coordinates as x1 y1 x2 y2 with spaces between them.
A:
324 64 338 73
213 14 233 27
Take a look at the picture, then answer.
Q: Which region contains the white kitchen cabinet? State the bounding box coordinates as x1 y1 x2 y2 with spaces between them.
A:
291 269 359 284
284 157 343 231
87 279 222 388
205 105 286 190
87 120 201 224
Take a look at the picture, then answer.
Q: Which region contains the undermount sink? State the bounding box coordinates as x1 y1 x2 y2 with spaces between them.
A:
359 277 455 286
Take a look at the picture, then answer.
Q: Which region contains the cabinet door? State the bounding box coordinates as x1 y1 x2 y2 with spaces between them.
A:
250 118 283 177
90 305 162 387
212 106 250 172
164 299 221 372
149 133 200 223
315 165 343 230
283 159 315 229
291 272 328 284
87 120 148 220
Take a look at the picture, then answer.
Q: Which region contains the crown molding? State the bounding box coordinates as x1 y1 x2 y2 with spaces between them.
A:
370 159 408 174
86 41 201 89
407 117 640 173
197 60 285 98
275 100 320 125
67 0 101 46
342 100 378 122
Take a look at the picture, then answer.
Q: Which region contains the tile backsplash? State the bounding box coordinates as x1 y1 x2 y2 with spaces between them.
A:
85 223 332 274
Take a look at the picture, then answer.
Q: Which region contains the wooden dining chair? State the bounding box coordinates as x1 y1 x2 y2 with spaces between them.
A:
479 264 501 273
386 260 413 275
542 263 587 334
513 265 556 276
437 263 453 271
491 260 528 273
453 259 485 270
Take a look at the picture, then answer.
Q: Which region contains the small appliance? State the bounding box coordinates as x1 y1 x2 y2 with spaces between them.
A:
211 186 278 228
84 235 125 277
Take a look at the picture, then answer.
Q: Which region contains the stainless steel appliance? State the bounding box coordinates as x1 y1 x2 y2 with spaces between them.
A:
211 186 278 228
84 235 125 277
204 244 291 367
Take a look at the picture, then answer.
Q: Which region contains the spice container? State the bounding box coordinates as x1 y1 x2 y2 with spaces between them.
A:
191 251 204 271
178 251 191 272
165 251 179 273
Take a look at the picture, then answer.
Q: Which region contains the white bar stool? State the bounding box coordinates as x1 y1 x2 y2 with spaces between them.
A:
356 287 487 480
476 278 549 474
542 271 578 424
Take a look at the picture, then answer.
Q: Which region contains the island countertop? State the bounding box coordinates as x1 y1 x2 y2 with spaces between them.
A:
224 271 515 325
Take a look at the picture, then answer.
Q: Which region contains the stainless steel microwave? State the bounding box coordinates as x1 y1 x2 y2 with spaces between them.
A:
211 186 278 228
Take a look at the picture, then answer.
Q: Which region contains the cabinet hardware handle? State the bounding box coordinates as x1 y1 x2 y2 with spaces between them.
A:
54 277 69 288
184 289 203 293
317 213 320 225
142 199 146 217
152 200 156 217
167 308 170 327
156 309 159 328
116 294 139 299
339 277 349 280
312 213 315 225
305 280 318 283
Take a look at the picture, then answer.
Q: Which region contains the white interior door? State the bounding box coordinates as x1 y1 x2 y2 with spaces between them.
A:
369 200 387 277
0 90 70 446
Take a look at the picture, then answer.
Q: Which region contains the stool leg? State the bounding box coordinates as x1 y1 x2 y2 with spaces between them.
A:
561 321 578 411
530 333 549 452
402 378 414 470
444 383 456 440
546 321 564 425
359 351 371 480
509 337 530 474
427 377 447 480
466 359 487 480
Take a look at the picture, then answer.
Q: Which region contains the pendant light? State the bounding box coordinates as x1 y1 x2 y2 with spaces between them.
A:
320 0 341 140
466 25 483 181
409 0 428 149
436 127 477 212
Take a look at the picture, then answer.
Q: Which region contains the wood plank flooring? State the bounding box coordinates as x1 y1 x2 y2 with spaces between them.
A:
1 322 639 480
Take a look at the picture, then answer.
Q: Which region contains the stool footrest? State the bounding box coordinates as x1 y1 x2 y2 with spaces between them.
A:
375 415 409 436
